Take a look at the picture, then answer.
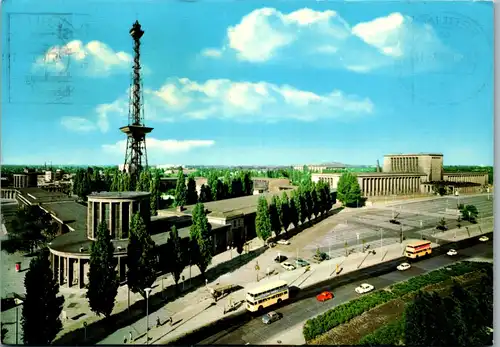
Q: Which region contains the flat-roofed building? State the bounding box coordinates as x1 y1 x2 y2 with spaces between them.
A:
313 153 488 197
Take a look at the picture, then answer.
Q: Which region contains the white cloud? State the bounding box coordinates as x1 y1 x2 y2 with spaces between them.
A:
102 138 215 155
139 77 374 122
34 40 133 77
60 116 97 132
203 8 456 72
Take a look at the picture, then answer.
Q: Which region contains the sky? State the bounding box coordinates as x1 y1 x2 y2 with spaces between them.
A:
1 0 494 167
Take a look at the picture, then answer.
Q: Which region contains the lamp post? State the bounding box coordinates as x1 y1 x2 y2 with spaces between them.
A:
15 305 19 344
145 287 152 345
83 322 87 341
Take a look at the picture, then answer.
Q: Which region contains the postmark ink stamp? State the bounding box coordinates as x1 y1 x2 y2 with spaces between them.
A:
395 11 491 106
6 12 89 104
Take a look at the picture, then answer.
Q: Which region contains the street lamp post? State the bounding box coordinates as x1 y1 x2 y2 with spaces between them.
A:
83 322 87 341
145 287 152 345
15 305 19 344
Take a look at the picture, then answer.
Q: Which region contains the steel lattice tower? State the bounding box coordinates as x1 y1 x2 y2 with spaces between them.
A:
120 20 153 190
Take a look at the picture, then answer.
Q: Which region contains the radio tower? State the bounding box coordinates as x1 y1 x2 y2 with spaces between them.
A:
120 20 153 190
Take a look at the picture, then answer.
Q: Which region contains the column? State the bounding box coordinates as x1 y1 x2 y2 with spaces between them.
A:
119 202 123 239
68 259 73 288
370 178 373 196
109 202 114 238
59 256 64 285
78 258 84 289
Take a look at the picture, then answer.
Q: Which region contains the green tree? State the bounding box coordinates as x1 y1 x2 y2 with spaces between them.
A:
199 184 212 203
22 249 64 345
149 173 161 216
231 177 244 197
289 192 299 229
311 188 320 218
242 172 253 195
87 221 119 318
163 225 185 292
127 213 158 299
304 190 314 222
405 290 464 346
174 169 187 207
450 282 485 345
298 188 308 226
269 195 282 237
137 171 150 192
460 204 479 223
337 172 362 207
213 179 225 201
280 192 291 233
190 203 213 277
3 205 58 255
255 196 272 242
186 177 199 205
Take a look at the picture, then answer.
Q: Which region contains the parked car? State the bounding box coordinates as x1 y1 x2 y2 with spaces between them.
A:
397 262 411 271
262 311 282 324
281 262 296 271
274 255 288 263
277 240 291 245
479 236 489 242
295 258 309 267
313 252 330 263
355 283 374 294
447 249 458 256
316 291 334 302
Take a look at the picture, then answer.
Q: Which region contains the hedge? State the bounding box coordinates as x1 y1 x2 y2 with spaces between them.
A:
358 316 405 346
303 261 491 342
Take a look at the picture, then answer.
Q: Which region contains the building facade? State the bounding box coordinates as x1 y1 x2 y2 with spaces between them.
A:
313 153 488 197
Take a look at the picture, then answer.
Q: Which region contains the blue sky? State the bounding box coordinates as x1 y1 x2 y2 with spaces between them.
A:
1 0 494 166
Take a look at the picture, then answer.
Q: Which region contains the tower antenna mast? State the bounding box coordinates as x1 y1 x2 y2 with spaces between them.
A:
119 20 153 190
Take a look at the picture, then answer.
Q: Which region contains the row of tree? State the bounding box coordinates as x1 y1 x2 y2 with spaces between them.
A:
255 181 334 242
72 168 162 216
174 169 254 207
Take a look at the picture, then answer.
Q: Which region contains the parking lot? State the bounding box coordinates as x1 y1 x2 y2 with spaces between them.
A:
266 194 493 273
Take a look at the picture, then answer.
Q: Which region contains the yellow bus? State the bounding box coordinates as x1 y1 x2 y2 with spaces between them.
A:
405 240 432 259
245 280 289 312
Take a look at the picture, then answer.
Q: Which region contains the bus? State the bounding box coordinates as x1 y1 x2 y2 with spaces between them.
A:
405 240 432 259
245 280 289 312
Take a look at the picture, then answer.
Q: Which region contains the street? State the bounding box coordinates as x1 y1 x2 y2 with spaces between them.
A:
197 240 493 345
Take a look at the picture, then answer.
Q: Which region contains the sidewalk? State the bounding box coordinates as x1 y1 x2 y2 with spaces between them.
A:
151 240 420 345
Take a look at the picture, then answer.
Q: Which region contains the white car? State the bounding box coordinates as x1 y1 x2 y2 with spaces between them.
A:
397 263 411 271
447 249 458 256
479 236 489 242
277 240 291 245
355 283 374 294
281 262 296 271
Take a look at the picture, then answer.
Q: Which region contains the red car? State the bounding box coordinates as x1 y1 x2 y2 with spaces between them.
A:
316 291 334 302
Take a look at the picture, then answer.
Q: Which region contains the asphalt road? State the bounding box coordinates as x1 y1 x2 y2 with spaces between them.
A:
199 240 493 345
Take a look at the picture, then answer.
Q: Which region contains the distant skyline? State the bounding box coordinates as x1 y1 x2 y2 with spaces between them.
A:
1 0 494 166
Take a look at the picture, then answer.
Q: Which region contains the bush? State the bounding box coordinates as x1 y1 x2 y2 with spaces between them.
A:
358 316 405 346
303 261 491 342
303 291 395 341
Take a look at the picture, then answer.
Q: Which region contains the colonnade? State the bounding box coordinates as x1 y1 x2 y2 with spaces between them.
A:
13 175 28 188
390 156 419 172
361 176 422 196
50 252 127 288
0 189 17 199
444 174 488 185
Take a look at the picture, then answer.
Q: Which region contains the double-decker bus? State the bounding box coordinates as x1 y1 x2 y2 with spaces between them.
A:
245 280 289 312
405 240 432 259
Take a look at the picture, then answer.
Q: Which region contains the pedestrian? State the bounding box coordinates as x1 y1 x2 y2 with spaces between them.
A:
156 316 161 328
129 331 133 343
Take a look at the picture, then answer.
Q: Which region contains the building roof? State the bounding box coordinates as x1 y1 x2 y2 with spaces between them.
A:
88 191 150 200
175 191 294 218
39 200 86 222
383 153 443 157
17 187 75 204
